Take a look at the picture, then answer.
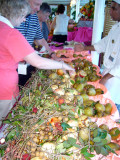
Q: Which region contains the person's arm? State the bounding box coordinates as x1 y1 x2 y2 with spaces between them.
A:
24 52 75 71
46 19 51 32
99 73 113 85
68 19 74 24
74 43 95 52
51 17 56 30
35 38 53 54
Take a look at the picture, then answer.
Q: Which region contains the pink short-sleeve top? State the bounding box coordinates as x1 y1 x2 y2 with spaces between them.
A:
0 22 34 100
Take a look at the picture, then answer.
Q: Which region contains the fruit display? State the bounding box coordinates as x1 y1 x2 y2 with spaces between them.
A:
55 49 90 60
0 50 120 160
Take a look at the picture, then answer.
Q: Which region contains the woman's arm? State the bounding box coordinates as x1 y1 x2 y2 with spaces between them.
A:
51 17 56 30
24 52 75 71
74 43 95 52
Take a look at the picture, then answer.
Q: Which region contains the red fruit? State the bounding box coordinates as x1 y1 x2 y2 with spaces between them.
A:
22 154 31 160
32 107 38 113
38 83 41 87
55 122 63 132
58 98 64 105
79 74 85 78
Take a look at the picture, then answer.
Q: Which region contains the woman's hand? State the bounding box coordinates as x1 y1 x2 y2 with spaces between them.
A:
74 43 85 52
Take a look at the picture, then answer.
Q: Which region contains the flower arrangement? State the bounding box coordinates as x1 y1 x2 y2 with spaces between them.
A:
80 0 95 20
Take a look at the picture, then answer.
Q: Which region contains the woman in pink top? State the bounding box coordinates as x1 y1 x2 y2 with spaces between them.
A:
0 0 74 122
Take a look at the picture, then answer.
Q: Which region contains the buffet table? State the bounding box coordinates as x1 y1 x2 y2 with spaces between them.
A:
67 27 93 44
0 49 120 160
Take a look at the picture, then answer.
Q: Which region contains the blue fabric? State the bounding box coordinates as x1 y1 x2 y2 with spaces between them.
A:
16 13 43 46
42 22 49 40
116 104 120 115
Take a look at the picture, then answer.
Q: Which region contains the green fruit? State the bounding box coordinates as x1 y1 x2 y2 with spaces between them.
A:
109 127 120 140
84 84 95 90
88 75 98 82
95 103 105 112
84 107 95 117
99 124 109 132
95 88 104 95
105 103 112 114
73 54 78 58
89 122 98 130
79 128 89 141
81 94 89 101
86 88 96 96
83 100 94 107
96 112 104 117
107 142 120 151
75 83 85 92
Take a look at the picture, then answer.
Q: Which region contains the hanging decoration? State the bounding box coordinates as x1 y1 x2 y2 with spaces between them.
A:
80 0 95 20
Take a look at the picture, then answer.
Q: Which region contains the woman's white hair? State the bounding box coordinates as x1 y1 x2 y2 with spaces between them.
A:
0 0 31 20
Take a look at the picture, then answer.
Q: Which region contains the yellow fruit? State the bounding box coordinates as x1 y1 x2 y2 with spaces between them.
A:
76 83 85 92
105 103 112 114
79 128 89 141
95 103 105 112
84 107 95 117
95 88 104 95
107 142 120 151
83 100 94 107
99 124 109 132
81 94 89 101
86 88 96 96
49 73 58 79
89 122 98 130
109 127 120 140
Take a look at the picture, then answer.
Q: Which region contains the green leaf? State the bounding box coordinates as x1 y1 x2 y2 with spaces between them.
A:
7 113 12 119
63 137 80 149
36 119 44 125
13 115 23 120
90 146 94 152
101 139 107 145
83 152 95 158
70 80 75 84
54 103 59 109
63 141 72 149
105 145 117 155
93 129 98 137
38 72 46 79
95 146 101 154
81 146 95 159
93 137 101 143
84 157 91 160
12 121 21 126
6 129 16 140
100 131 107 139
61 122 72 131
0 149 5 157
101 147 109 156
81 146 88 153
3 119 11 124
19 106 26 113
